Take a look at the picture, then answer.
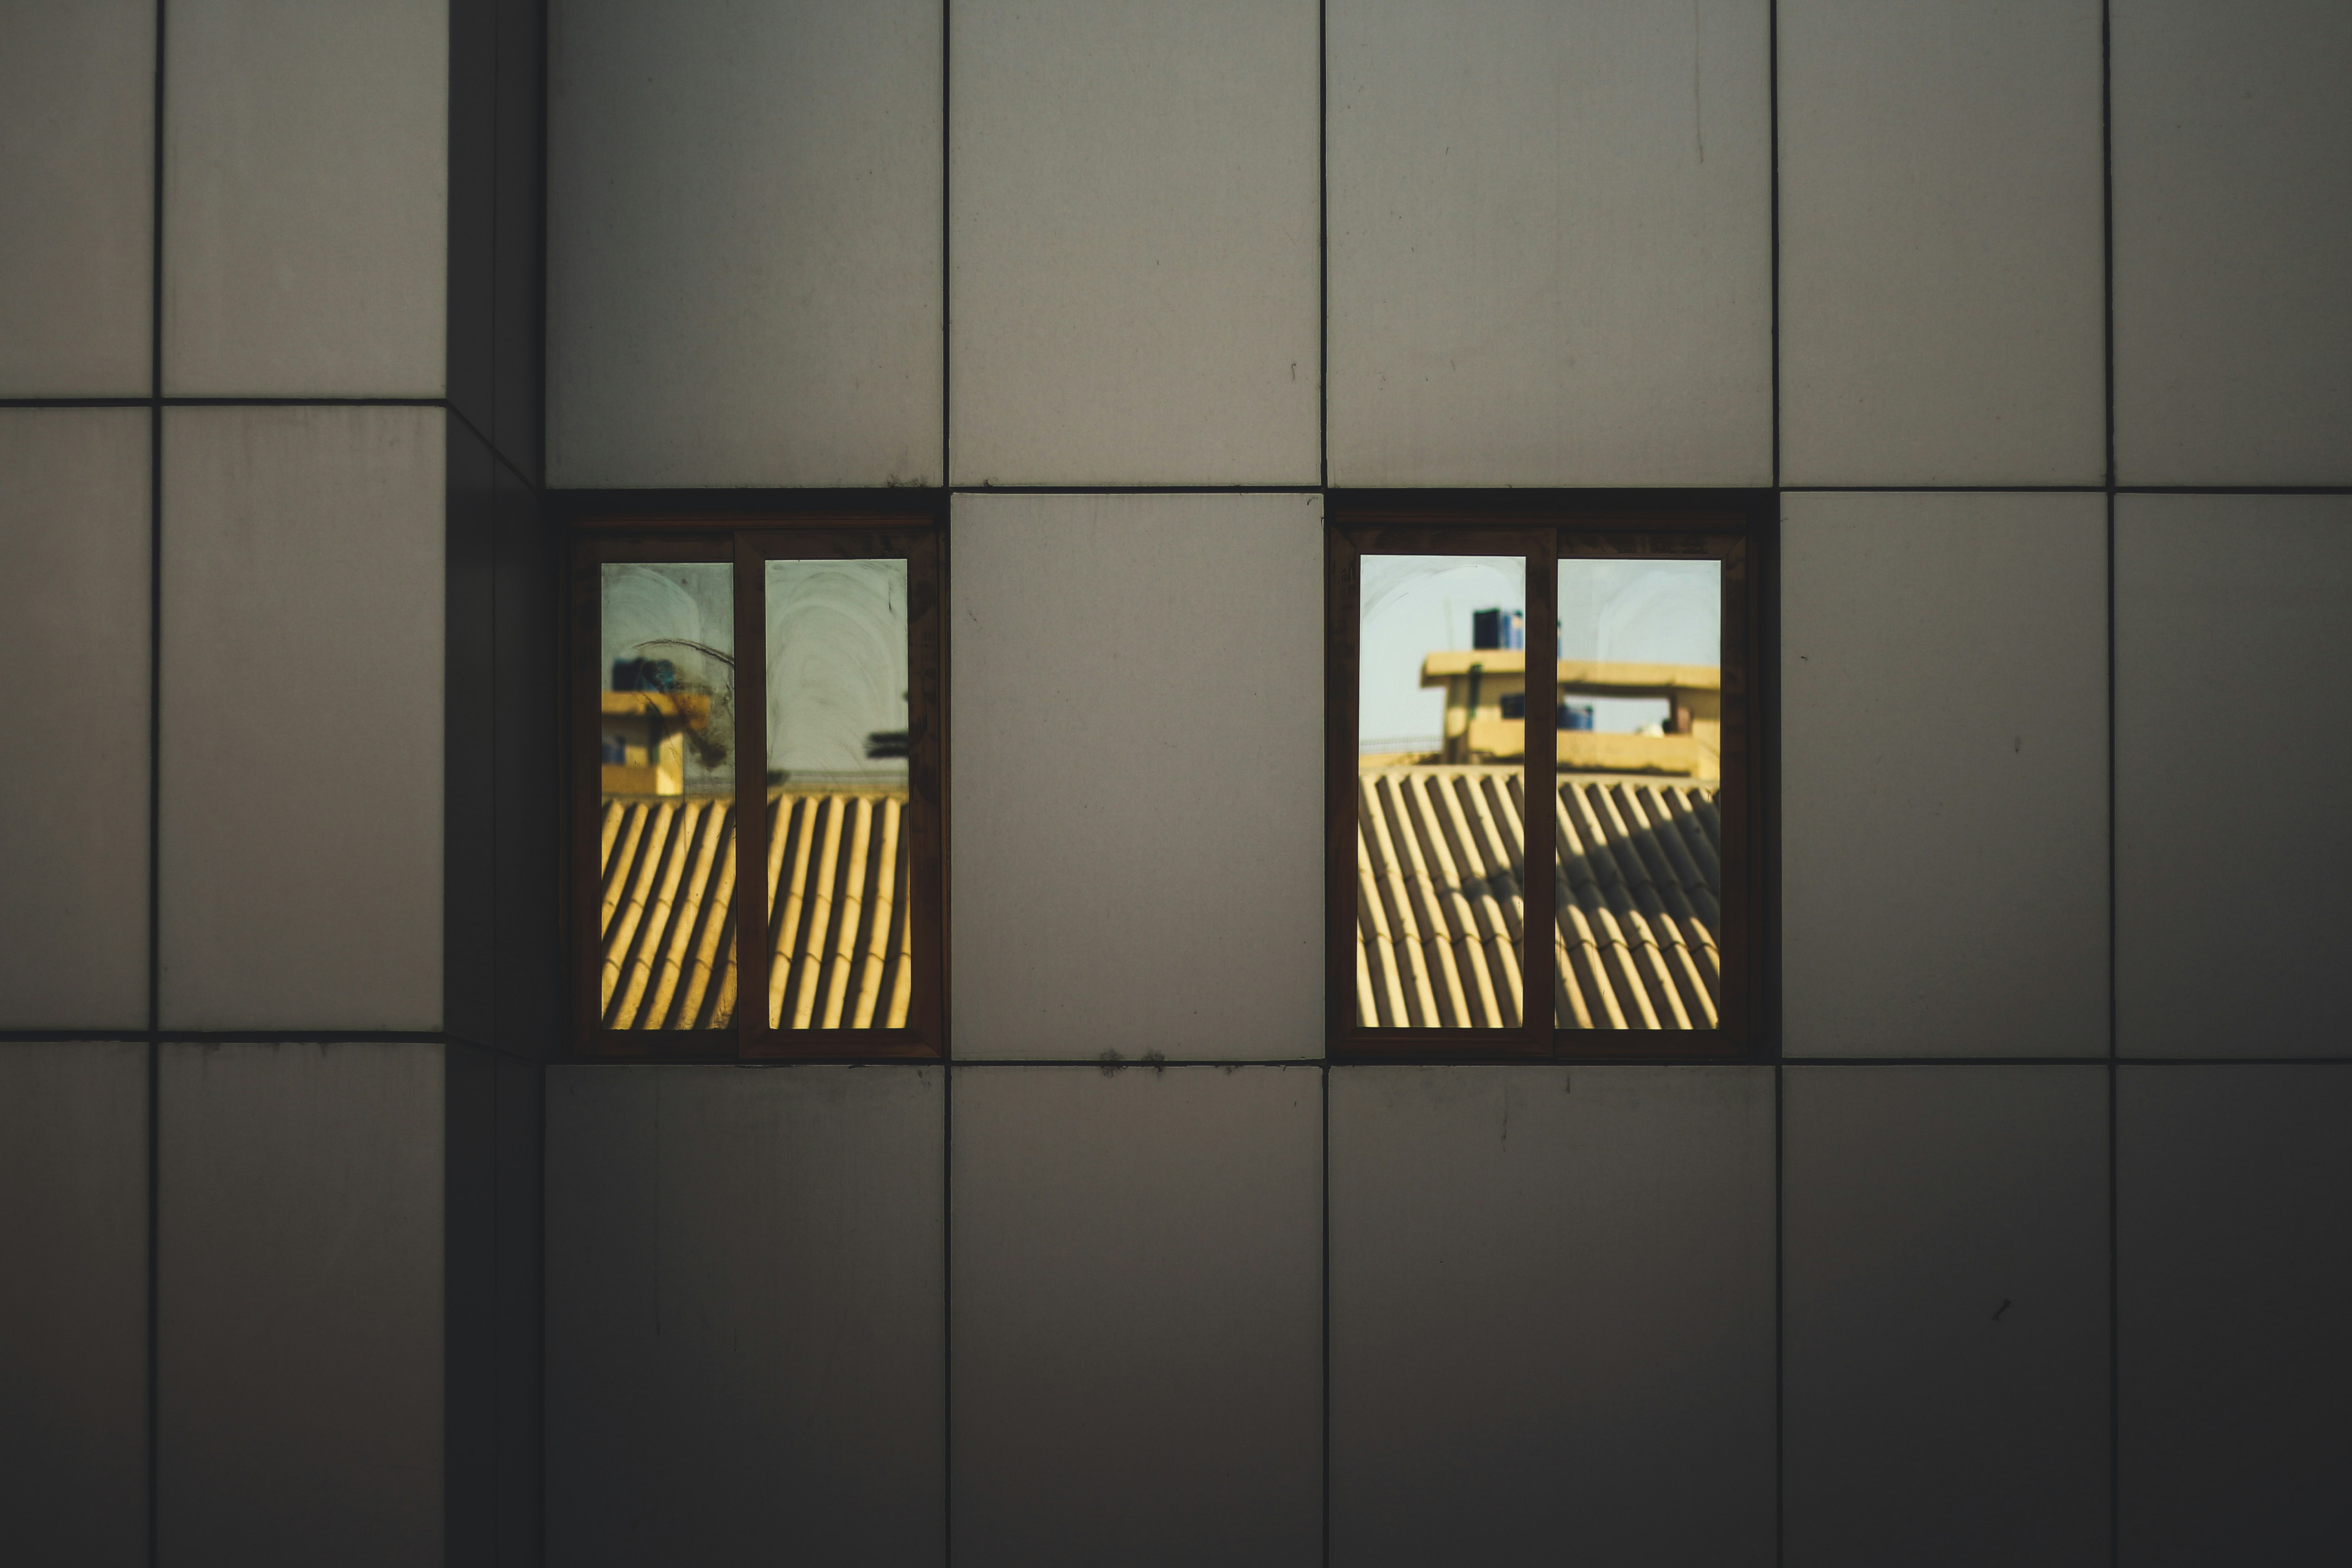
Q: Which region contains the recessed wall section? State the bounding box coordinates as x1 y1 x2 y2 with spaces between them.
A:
0 0 152 396
1777 0 2105 485
160 406 444 1030
492 461 560 1055
547 0 943 487
163 0 449 396
950 0 1319 485
1326 0 1774 486
1781 491 2109 1056
948 493 1324 1058
0 410 151 1029
2112 1 2352 484
2115 495 2352 1055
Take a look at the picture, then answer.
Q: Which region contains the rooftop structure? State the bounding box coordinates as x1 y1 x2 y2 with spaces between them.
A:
1415 652 1723 779
598 690 713 796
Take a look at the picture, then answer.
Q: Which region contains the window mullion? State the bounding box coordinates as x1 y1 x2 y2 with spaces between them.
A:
1523 532 1558 1051
733 531 768 1058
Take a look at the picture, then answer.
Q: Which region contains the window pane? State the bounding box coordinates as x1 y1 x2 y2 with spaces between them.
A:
1356 555 1526 1029
1552 556 1722 1031
598 563 739 1030
761 559 913 1030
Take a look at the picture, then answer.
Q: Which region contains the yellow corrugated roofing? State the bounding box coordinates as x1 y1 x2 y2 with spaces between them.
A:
1356 765 1721 1031
598 789 913 1032
601 769 1717 1038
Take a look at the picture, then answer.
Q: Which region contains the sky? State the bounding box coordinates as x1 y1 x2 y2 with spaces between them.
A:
1359 554 1721 747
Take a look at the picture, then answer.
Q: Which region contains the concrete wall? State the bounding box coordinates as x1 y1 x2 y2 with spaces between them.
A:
0 2 549 1563
545 1067 945 1566
538 3 2350 1560
7 1 2347 1563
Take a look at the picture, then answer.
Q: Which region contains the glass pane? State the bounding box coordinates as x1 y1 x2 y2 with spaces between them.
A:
761 559 913 1030
1552 556 1722 1031
1356 555 1526 1029
598 563 739 1030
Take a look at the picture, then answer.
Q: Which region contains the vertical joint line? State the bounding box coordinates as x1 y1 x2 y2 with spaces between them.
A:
1318 0 1330 492
931 0 941 491
2101 10 2120 1563
1767 0 1782 492
1320 1063 1332 1568
147 6 167 1566
1772 1061 1785 1568
2101 0 2117 494
941 1062 955 1564
2107 1054 2121 1566
2105 496 2116 1059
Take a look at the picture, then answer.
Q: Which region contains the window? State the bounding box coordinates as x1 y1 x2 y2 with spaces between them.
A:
570 514 945 1058
1326 499 1767 1057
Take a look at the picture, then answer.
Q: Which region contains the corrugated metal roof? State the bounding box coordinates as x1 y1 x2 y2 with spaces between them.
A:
598 790 914 1032
1356 765 1721 1031
600 770 1716 1038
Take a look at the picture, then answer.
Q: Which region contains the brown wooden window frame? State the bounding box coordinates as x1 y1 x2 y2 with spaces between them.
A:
1326 494 1770 1061
567 504 948 1062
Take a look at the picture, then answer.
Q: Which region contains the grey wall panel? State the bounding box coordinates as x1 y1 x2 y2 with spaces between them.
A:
2119 1066 2352 1562
158 1042 444 1567
162 0 447 396
1329 1065 1774 1566
492 1054 544 1567
545 1065 945 1568
0 1042 148 1568
2112 2 2352 484
1784 1067 2109 1566
1781 492 2108 1055
159 406 443 1029
1327 0 1773 487
952 1066 1321 1567
0 410 150 1029
1777 0 2105 485
0 0 152 395
948 493 1323 1058
2115 495 2352 1056
548 0 941 487
951 0 1319 485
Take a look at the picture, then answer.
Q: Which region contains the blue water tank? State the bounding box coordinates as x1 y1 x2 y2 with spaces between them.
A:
1472 608 1525 650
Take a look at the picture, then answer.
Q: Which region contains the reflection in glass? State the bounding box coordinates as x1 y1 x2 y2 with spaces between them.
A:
598 564 738 1030
1356 556 1525 1028
762 560 913 1030
1551 556 1723 1031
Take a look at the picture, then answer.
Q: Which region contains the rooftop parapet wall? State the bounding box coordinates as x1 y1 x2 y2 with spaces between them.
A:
1413 655 1724 777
